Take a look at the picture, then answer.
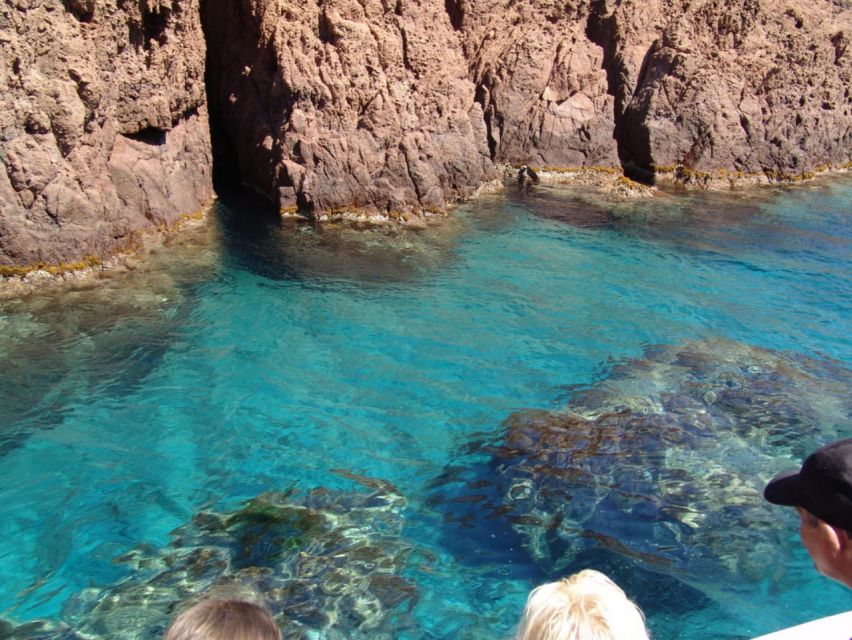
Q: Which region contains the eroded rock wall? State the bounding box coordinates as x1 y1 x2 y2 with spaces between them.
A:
458 0 621 168
206 0 850 217
202 0 495 217
1 0 850 265
459 0 851 179
0 0 213 267
616 0 852 179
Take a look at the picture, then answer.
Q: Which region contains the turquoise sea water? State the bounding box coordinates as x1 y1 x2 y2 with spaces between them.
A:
0 178 850 638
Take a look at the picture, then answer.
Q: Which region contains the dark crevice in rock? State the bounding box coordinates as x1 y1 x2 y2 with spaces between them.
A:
63 0 95 22
142 4 171 49
127 21 145 50
473 83 498 161
200 0 242 191
296 189 315 214
585 0 655 184
173 104 200 127
402 146 423 200
400 28 413 73
444 0 464 31
318 10 337 45
126 5 170 53
618 44 659 183
123 126 167 145
201 0 290 201
831 31 847 65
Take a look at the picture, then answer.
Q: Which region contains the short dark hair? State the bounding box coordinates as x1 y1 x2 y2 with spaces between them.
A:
800 507 821 528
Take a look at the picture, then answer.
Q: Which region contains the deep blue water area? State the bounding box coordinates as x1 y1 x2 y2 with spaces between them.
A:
0 178 850 638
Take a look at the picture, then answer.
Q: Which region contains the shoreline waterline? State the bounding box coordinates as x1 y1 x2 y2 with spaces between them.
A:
2 166 850 291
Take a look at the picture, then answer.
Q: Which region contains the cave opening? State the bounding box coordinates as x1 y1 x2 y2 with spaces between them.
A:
585 0 655 185
199 0 242 194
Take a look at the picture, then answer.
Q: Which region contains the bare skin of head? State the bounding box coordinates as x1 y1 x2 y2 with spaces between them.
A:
796 507 852 589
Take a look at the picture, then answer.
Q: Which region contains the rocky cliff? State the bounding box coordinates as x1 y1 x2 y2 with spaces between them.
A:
201 0 495 218
0 0 213 268
615 0 852 182
2 0 850 267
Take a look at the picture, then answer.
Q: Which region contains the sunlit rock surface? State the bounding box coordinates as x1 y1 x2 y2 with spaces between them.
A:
4 484 416 640
0 0 213 268
436 339 851 595
2 0 850 265
201 0 496 218
205 0 851 218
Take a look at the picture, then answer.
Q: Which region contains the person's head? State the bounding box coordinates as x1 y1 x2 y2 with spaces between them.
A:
163 599 282 640
516 569 649 640
764 438 852 588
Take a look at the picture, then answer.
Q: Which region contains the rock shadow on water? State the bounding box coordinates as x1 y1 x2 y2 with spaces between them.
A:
423 441 548 583
214 188 463 286
505 185 621 231
429 338 851 616
518 178 852 266
3 482 418 640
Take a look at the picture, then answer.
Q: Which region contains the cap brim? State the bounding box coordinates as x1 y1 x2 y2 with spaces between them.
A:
764 470 801 506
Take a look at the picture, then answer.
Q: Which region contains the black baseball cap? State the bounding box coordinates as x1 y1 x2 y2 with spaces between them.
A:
764 438 852 532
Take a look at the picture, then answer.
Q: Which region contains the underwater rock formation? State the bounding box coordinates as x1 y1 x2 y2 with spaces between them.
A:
440 339 851 594
3 485 416 639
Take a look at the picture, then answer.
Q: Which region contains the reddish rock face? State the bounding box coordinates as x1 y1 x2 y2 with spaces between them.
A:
617 0 852 179
461 0 621 167
1 0 850 265
204 0 850 215
202 0 496 216
0 0 213 267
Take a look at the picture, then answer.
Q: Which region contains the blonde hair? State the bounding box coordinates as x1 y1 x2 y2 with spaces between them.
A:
516 570 649 640
163 599 282 640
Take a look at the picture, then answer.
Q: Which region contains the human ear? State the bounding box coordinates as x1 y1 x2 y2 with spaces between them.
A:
833 526 850 554
821 522 844 558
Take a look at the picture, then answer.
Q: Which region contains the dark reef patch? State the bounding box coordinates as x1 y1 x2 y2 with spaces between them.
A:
5 484 417 639
428 338 851 607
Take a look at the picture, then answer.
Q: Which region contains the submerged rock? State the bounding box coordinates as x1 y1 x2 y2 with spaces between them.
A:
0 216 220 456
441 339 850 595
10 485 416 640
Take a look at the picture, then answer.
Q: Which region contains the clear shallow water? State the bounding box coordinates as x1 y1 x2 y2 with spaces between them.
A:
0 178 850 638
